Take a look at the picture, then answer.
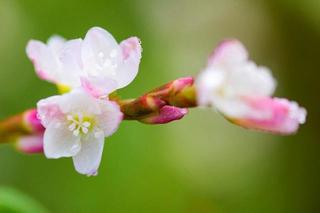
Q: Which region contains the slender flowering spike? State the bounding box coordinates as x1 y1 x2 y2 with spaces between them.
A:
120 77 196 120
26 27 142 97
37 89 123 176
196 39 306 134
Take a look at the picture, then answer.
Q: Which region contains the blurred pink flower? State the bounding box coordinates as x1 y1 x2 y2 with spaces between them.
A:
196 39 306 134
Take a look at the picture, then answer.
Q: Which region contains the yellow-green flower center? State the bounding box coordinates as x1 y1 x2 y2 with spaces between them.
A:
67 113 95 136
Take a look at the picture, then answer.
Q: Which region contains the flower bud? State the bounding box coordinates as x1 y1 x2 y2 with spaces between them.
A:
15 134 43 154
139 105 188 124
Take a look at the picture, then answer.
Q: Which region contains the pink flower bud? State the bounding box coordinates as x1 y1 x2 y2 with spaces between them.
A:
23 109 45 134
140 105 188 124
16 134 44 154
171 77 194 91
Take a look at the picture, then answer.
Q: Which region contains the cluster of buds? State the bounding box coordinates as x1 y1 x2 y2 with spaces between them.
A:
0 27 306 176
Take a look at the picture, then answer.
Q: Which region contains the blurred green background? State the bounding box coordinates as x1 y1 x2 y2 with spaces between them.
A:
0 0 319 212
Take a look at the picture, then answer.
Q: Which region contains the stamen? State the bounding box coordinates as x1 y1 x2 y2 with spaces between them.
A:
67 114 93 136
68 123 76 131
82 122 91 128
81 127 89 134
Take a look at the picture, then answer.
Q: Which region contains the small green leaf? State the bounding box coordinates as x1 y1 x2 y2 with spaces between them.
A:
0 187 49 213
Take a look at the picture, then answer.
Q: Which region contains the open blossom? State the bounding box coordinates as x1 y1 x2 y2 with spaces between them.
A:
26 26 142 97
196 39 306 134
37 89 123 176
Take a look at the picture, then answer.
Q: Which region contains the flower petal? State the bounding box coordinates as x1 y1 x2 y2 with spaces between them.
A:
43 122 81 158
83 27 119 52
226 63 276 97
72 130 105 176
26 40 60 82
116 37 142 88
58 39 84 87
208 39 248 66
80 76 118 98
47 35 66 54
196 69 225 106
96 100 123 137
57 88 101 115
227 96 307 134
81 27 120 77
37 95 64 127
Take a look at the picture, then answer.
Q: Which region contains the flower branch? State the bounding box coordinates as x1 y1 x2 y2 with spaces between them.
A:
117 76 196 122
0 77 196 143
0 26 307 176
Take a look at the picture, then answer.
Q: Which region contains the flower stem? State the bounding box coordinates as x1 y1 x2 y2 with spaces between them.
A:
0 112 29 143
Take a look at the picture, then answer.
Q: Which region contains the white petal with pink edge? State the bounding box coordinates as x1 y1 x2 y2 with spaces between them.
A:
231 97 306 134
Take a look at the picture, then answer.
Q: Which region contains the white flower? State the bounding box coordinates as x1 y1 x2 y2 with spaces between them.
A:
27 27 142 97
37 89 123 176
26 35 67 82
196 39 306 134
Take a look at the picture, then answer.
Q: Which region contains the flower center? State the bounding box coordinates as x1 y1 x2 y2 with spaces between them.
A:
67 113 94 136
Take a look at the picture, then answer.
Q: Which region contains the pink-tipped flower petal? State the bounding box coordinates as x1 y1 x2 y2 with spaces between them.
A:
26 40 60 82
230 97 306 135
37 96 64 127
208 39 248 66
116 36 142 88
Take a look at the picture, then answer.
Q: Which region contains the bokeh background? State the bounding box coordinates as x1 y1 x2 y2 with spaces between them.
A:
0 0 319 212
